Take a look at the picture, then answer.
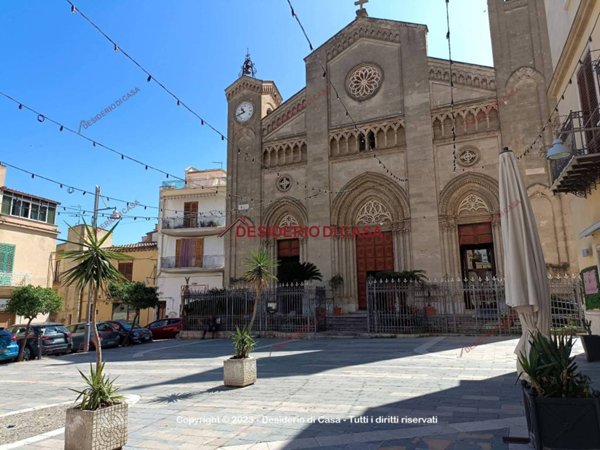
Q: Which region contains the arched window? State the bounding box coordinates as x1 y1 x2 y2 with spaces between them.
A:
356 200 392 225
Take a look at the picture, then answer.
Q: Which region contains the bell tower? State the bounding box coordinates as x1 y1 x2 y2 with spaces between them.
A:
224 54 281 284
487 0 553 176
487 0 575 272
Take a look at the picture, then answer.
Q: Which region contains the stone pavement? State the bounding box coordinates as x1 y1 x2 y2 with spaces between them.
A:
0 336 598 449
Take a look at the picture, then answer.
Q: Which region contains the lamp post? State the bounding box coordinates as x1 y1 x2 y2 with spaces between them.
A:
82 186 121 352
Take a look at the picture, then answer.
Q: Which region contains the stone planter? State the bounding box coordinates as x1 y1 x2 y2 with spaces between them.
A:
65 402 128 450
582 334 600 362
223 357 256 387
522 382 600 449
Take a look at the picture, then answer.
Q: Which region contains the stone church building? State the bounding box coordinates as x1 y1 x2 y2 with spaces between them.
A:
224 0 577 312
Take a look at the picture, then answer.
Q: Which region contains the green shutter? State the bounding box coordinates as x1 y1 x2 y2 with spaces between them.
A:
47 206 56 225
0 244 15 273
0 244 15 286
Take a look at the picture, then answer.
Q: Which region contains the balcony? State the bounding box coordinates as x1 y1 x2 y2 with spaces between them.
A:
0 272 32 287
550 108 600 196
160 255 224 271
161 214 225 236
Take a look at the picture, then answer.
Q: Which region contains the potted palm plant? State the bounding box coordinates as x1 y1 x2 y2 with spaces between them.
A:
224 327 257 387
223 249 276 387
65 363 127 450
519 331 600 449
329 274 344 315
61 222 130 450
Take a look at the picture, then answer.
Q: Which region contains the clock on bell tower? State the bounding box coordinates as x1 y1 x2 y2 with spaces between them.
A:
223 59 282 285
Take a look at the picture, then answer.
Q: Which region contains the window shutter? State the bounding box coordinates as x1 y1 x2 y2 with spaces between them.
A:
175 239 183 268
118 262 133 281
195 239 204 268
0 244 15 273
578 52 600 153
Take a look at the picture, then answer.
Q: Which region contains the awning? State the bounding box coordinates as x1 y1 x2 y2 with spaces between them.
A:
579 220 600 238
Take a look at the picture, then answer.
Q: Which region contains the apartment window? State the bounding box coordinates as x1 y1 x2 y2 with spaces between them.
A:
118 262 133 281
183 201 198 228
175 238 204 268
577 52 600 153
1 191 57 225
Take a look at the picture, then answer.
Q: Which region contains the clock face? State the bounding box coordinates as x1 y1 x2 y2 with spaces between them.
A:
235 101 254 123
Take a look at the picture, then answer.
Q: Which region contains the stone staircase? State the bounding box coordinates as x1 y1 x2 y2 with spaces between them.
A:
324 312 369 335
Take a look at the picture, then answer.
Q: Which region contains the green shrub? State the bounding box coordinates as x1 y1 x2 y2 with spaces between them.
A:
231 327 255 359
71 362 123 410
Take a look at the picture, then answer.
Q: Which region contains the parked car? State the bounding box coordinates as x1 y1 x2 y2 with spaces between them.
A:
67 322 121 352
0 328 19 362
146 318 182 339
105 320 152 345
8 323 72 360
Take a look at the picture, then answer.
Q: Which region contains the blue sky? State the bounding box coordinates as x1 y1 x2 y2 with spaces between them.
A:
0 0 492 245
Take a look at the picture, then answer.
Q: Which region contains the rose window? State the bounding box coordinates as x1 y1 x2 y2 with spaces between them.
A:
346 64 383 101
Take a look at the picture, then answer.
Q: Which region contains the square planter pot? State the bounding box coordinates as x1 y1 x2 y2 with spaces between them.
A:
65 402 128 450
581 334 600 362
223 357 256 387
522 383 600 449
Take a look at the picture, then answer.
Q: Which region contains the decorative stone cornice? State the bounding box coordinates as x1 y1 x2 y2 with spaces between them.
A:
225 77 282 104
428 58 496 91
262 89 306 137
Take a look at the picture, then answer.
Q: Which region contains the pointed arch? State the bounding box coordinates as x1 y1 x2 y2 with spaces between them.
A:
332 172 409 226
439 172 499 218
263 196 308 228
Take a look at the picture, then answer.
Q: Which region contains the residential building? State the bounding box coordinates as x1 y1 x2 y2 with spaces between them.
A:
542 0 600 330
156 168 226 317
224 1 577 313
54 226 159 326
0 164 60 327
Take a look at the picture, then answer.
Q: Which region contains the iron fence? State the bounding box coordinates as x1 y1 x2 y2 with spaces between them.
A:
367 276 585 335
182 284 328 333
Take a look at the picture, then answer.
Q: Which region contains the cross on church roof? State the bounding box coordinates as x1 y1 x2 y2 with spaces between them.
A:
354 0 368 18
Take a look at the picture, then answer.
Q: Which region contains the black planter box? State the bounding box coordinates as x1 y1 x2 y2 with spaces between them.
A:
522 382 600 449
581 335 600 362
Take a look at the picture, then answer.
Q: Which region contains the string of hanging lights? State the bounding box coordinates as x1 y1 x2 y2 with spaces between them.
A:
64 0 361 206
515 14 600 160
445 0 457 172
0 91 184 181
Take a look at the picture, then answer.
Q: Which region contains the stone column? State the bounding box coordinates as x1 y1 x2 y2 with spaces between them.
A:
399 26 443 277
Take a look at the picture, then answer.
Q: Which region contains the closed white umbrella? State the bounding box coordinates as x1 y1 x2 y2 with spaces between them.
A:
499 147 551 366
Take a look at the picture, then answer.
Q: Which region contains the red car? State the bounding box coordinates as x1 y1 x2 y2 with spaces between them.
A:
146 318 182 339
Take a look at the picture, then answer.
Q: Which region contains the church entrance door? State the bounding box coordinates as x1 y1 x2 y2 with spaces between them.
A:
356 231 394 309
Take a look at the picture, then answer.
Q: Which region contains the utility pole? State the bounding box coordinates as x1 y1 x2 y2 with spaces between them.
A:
83 186 100 353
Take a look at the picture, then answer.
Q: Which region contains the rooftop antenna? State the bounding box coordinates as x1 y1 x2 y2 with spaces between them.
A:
212 161 224 169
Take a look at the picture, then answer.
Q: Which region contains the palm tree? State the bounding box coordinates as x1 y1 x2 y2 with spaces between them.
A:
61 222 129 365
278 261 323 283
244 248 277 332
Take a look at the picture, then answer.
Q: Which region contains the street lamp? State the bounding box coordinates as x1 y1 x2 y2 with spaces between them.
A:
546 138 571 160
82 187 121 352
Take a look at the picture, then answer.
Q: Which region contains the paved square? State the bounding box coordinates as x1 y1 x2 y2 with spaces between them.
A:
0 336 597 449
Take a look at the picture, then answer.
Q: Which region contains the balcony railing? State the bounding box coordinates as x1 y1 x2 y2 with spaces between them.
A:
162 214 225 230
0 272 32 287
550 107 600 196
161 178 227 190
161 255 224 270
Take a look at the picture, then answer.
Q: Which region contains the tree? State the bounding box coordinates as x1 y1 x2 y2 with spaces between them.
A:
61 222 128 366
6 285 63 361
109 281 159 344
278 261 323 283
244 248 277 332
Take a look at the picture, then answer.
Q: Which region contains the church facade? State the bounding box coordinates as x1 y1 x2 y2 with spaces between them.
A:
223 0 577 312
